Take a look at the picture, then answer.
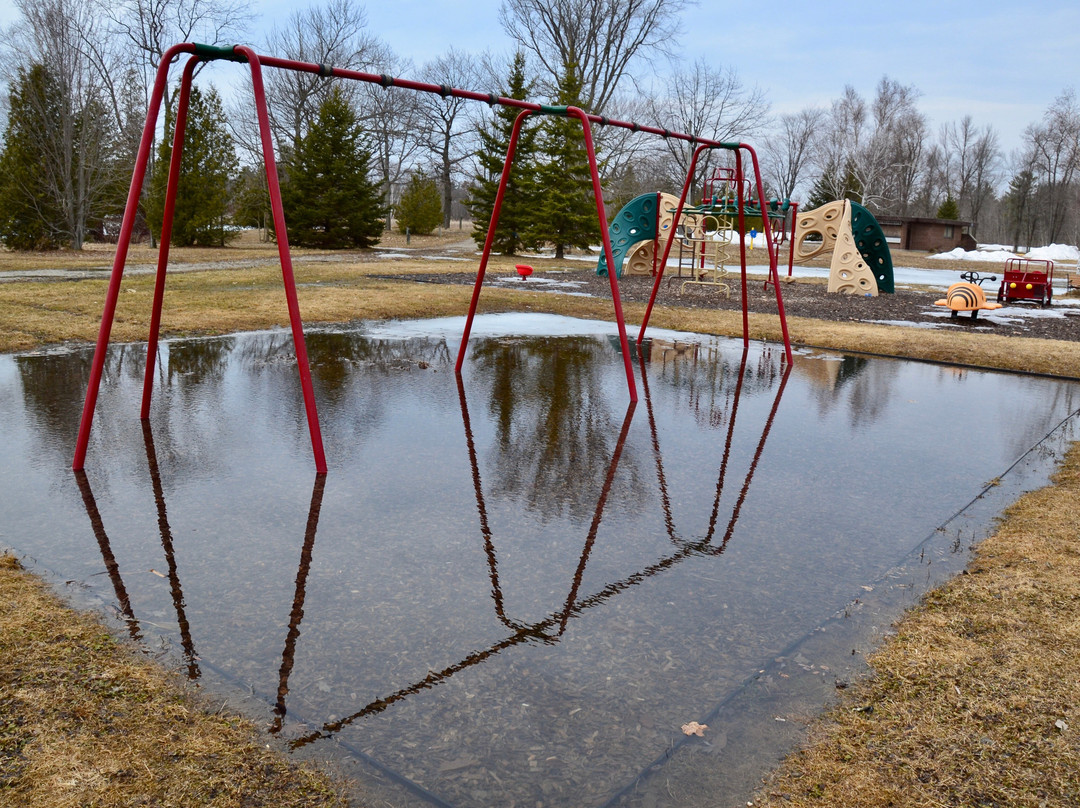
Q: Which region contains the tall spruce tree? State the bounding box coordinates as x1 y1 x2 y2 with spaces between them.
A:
0 63 121 250
528 62 601 259
280 86 383 248
396 170 444 235
466 53 540 256
936 196 960 220
0 65 63 250
147 84 238 247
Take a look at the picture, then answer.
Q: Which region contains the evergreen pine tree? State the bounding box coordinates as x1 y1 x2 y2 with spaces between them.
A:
396 171 444 235
466 53 540 256
0 63 120 250
528 62 601 260
147 84 239 247
804 172 837 211
280 86 383 249
231 166 271 232
0 65 63 250
936 196 960 220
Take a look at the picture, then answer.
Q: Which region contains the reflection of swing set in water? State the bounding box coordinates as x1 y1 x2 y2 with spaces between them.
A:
71 42 792 475
290 353 790 754
74 424 328 725
71 351 789 801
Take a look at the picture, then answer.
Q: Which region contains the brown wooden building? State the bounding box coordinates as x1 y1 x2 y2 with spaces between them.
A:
874 216 976 253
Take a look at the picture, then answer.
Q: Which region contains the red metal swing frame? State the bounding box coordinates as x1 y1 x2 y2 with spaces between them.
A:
72 42 791 474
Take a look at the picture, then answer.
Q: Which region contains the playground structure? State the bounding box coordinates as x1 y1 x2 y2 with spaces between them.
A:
792 200 895 295
597 168 800 298
997 257 1054 306
71 41 792 474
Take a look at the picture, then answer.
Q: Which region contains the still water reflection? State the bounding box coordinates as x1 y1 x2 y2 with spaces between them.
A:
1 314 1077 807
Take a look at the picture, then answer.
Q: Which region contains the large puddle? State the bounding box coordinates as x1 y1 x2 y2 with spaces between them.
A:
2 313 1078 807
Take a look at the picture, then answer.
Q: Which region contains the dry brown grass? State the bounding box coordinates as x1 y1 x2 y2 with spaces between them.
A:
754 444 1080 807
0 553 350 807
0 226 475 271
4 255 1079 380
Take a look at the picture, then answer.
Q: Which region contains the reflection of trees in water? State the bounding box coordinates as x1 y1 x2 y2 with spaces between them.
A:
17 345 146 462
304 331 452 404
165 337 235 388
995 379 1080 461
469 337 647 523
646 340 785 430
240 331 455 450
801 355 899 427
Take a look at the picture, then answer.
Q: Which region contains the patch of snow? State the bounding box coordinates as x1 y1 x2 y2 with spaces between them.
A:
356 312 706 344
929 247 1017 263
921 304 1072 327
1026 243 1079 263
930 243 1079 265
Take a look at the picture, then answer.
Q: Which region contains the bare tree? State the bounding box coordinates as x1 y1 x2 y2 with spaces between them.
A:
361 52 425 223
965 126 1001 235
5 0 121 248
257 0 385 154
812 78 927 214
913 143 947 217
417 48 482 228
940 115 1001 234
107 0 253 118
593 91 661 201
810 85 866 202
1024 89 1080 244
764 107 824 202
646 58 771 196
499 0 687 114
857 77 925 212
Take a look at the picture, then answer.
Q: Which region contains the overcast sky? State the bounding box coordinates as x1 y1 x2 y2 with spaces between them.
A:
2 0 1078 155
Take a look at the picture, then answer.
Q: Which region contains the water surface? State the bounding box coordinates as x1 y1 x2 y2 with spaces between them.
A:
1 314 1077 807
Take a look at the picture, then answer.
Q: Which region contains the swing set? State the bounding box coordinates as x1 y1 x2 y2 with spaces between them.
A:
71 42 792 474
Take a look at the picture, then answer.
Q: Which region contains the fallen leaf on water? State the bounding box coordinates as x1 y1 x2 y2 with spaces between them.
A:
681 721 707 737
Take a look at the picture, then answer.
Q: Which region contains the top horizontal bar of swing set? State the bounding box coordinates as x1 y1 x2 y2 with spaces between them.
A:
190 42 738 145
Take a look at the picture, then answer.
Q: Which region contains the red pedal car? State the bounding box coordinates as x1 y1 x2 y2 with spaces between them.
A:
997 258 1054 307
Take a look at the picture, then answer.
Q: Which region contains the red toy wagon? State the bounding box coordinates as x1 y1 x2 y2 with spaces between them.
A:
997 257 1054 307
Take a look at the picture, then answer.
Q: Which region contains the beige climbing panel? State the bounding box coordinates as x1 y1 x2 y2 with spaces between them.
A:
622 193 682 275
793 200 845 263
623 239 655 275
827 202 878 295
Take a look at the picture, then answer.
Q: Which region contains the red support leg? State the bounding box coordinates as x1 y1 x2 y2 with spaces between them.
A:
141 56 199 419
568 107 637 403
455 109 534 374
743 145 792 365
235 46 327 474
73 43 194 470
638 144 710 343
734 151 750 347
